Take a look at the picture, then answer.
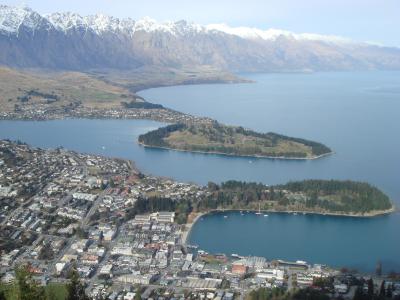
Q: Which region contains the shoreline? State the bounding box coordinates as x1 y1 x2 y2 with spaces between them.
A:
138 142 333 161
182 206 396 245
181 212 207 245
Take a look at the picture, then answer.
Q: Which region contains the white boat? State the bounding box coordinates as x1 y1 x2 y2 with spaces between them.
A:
223 215 228 218
255 202 262 215
264 214 269 217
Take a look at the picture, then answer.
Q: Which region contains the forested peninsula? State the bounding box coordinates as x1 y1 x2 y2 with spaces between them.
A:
138 122 332 159
131 179 394 224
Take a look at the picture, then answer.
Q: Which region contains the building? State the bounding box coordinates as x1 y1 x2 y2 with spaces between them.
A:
72 192 97 202
116 274 155 285
156 211 175 223
99 264 113 275
232 264 247 275
134 214 151 224
256 268 285 281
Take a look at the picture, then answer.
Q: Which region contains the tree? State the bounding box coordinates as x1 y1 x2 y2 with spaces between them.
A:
38 243 55 260
353 286 365 300
66 265 90 300
379 280 385 298
134 288 141 300
367 278 374 300
75 227 88 239
0 290 6 300
15 265 46 300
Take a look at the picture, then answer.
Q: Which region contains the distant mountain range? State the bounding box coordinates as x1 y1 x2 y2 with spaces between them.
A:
1 5 400 72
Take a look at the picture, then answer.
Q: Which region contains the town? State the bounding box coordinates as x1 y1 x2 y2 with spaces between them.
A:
1 140 399 300
0 102 214 126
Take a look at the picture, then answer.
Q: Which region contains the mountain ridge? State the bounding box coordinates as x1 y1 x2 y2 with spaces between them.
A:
1 5 400 71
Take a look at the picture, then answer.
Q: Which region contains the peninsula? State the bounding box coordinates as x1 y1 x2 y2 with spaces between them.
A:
138 122 332 159
196 180 394 217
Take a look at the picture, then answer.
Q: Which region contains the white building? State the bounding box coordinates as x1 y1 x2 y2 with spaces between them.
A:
72 192 97 202
256 268 285 281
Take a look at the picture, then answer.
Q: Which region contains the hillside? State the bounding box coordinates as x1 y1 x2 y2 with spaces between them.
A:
1 5 400 72
0 66 243 115
138 123 332 159
0 67 138 112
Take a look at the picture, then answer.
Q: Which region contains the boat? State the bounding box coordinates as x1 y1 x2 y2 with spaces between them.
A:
264 214 269 217
293 212 298 216
255 201 262 215
223 215 228 218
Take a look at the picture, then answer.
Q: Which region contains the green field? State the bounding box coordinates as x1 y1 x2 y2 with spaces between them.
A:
0 283 67 300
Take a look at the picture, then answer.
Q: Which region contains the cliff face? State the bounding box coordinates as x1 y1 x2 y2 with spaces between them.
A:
1 5 400 72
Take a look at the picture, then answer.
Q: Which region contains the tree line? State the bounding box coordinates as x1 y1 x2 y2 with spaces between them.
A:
121 101 164 109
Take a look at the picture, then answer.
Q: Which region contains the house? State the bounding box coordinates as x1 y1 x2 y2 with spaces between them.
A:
334 283 349 294
232 264 247 275
124 292 136 300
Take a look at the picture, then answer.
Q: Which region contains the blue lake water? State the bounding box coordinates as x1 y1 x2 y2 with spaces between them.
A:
1 71 400 272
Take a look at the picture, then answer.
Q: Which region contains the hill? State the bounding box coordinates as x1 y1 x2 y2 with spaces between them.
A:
0 67 137 113
138 122 332 159
0 66 242 116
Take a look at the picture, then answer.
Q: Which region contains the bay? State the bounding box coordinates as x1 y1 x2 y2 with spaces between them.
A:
1 71 400 272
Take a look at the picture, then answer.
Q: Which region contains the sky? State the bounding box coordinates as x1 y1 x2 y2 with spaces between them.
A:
3 0 400 47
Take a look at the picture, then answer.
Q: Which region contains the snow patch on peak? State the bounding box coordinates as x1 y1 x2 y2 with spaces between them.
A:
206 23 352 44
206 23 293 40
134 17 174 34
0 5 356 44
0 5 40 34
85 14 135 35
47 12 86 31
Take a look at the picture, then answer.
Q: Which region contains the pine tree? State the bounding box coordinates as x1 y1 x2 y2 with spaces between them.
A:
379 281 385 297
353 286 365 300
15 265 46 300
367 278 374 300
66 265 90 300
134 286 141 300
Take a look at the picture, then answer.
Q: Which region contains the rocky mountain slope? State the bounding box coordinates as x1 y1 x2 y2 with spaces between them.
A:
1 5 400 71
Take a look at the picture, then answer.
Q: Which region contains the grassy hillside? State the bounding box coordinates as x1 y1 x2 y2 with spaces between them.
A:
0 66 246 115
89 65 249 92
138 122 332 159
0 67 138 112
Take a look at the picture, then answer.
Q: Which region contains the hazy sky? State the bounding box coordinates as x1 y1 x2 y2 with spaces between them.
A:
3 0 400 47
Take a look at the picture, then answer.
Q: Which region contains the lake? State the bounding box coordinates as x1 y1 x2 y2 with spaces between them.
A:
1 71 400 272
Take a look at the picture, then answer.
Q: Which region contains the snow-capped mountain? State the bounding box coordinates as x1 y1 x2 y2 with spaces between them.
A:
1 5 400 71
